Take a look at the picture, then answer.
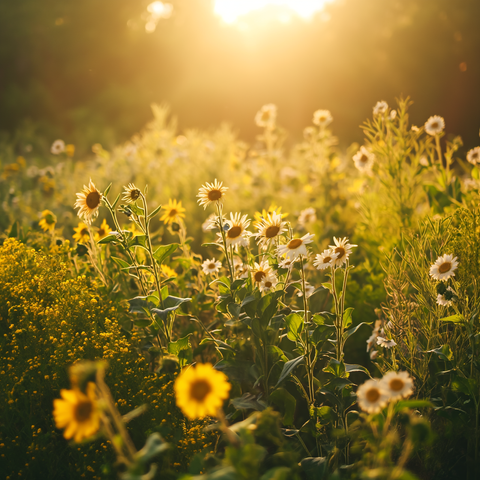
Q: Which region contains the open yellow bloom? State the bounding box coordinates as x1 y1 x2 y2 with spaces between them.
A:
73 222 90 244
174 363 231 420
197 179 228 209
95 218 111 242
53 382 101 443
74 179 103 224
39 210 57 232
160 199 186 225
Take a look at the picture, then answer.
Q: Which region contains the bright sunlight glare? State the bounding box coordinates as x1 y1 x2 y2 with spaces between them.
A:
214 0 334 24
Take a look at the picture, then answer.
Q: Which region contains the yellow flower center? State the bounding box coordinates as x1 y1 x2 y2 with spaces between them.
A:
389 379 404 392
86 191 101 209
261 111 271 122
318 115 327 122
207 189 222 201
265 225 280 238
190 379 211 402
287 238 303 249
74 400 93 422
438 262 451 274
254 271 266 282
366 388 380 403
227 226 242 239
335 246 346 259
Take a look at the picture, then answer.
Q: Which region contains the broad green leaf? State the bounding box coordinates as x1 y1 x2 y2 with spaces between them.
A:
343 321 371 342
300 457 328 480
227 302 241 319
98 233 119 245
151 296 191 320
270 388 296 426
323 358 346 377
111 256 130 269
153 243 179 264
285 313 304 342
426 344 453 361
128 234 149 251
134 319 152 328
275 356 304 387
148 204 162 220
343 307 354 329
259 467 292 480
168 334 191 356
128 203 145 216
310 405 333 424
395 400 433 412
311 325 334 345
321 283 332 291
345 363 370 377
230 393 266 411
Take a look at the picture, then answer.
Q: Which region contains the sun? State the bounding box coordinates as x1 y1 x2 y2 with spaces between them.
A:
213 0 333 24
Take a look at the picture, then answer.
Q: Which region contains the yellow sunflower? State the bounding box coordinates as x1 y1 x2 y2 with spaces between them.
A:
174 363 231 420
73 222 90 244
122 183 142 204
53 382 101 442
39 210 57 232
160 264 177 278
95 218 111 242
160 199 186 225
197 179 228 209
74 179 103 224
253 204 288 229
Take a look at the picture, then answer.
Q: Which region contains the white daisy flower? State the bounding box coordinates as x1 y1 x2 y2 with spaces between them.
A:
411 125 420 132
51 139 65 154
197 179 228 209
256 211 287 247
437 286 455 306
277 233 315 260
233 258 249 279
313 109 333 127
259 273 278 293
220 212 251 247
313 249 338 271
353 146 375 173
201 258 222 275
251 260 273 283
377 337 397 348
298 207 316 227
278 256 295 269
429 253 459 282
424 115 445 136
366 332 378 352
373 101 388 116
297 282 315 298
463 178 480 191
255 104 277 128
356 379 390 414
380 371 414 401
467 147 480 165
329 237 357 267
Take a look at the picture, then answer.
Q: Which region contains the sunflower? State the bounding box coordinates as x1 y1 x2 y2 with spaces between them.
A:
197 179 228 209
329 237 357 267
298 207 316 227
356 379 390 414
201 258 222 275
313 249 338 271
53 382 101 442
51 139 65 155
255 103 277 128
122 183 142 204
73 222 90 244
74 179 103 224
94 218 111 242
373 100 388 116
277 233 315 260
259 273 278 293
221 212 251 247
313 109 333 127
160 199 186 225
467 147 480 165
174 363 231 420
39 210 57 232
250 260 273 283
424 115 445 136
380 371 414 401
253 204 288 228
353 146 375 173
429 253 459 282
255 212 287 247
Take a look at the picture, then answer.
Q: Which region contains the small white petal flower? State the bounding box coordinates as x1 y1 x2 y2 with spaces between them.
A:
255 104 277 128
313 109 333 127
467 147 480 165
353 146 375 173
51 139 65 154
251 260 273 283
259 274 278 293
219 212 251 247
298 207 316 227
256 211 287 247
278 257 295 269
425 115 445 136
380 371 414 401
313 249 338 271
419 156 429 167
373 101 388 116
389 109 397 120
329 237 357 267
377 337 397 348
277 233 315 260
201 258 222 275
357 379 390 414
429 254 459 282
197 179 228 209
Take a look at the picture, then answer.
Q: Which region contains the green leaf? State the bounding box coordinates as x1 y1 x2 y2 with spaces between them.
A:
151 296 192 320
103 183 112 196
111 256 130 269
168 334 192 356
129 204 145 216
312 314 325 325
134 319 152 328
111 193 121 210
311 325 334 345
153 243 179 264
395 400 433 412
129 234 149 251
472 166 479 180
343 307 354 329
343 322 371 342
426 345 453 361
310 405 333 425
300 457 328 480
128 296 155 314
98 233 119 245
230 393 266 411
275 356 304 387
345 363 370 378
285 313 304 342
148 204 162 220
323 358 345 377
260 467 292 480
270 388 296 426
321 283 332 291
267 345 288 363
227 303 241 319
439 314 464 323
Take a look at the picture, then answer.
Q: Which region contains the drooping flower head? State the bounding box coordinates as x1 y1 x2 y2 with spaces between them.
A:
74 180 103 224
122 183 142 204
429 253 459 282
356 379 390 414
53 382 101 442
353 146 375 173
313 109 333 127
197 179 228 209
380 371 414 401
256 211 287 247
160 199 186 225
277 233 315 260
373 101 388 116
329 237 357 267
201 258 222 275
39 210 57 232
174 363 231 419
255 104 277 129
467 147 480 165
425 115 445 136
313 249 338 271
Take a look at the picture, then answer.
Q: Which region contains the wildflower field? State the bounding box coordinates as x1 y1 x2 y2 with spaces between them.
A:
2 1 480 479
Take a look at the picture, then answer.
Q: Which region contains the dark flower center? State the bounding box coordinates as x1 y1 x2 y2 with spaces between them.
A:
190 379 211 402
438 262 451 274
227 226 242 239
86 191 101 209
168 209 177 217
431 122 439 129
254 271 266 282
287 239 302 249
207 189 222 201
265 225 280 238
324 256 332 263
366 388 380 403
130 189 141 200
389 379 404 392
360 154 368 164
335 246 346 259
75 400 93 422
